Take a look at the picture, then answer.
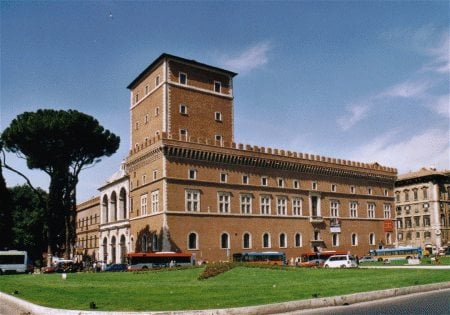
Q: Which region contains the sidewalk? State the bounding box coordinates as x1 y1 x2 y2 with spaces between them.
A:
1 281 450 315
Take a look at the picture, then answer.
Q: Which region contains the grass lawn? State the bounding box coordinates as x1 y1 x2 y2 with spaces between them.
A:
360 256 450 266
1 267 449 311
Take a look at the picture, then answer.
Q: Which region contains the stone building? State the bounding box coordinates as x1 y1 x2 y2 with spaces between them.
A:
75 196 100 262
395 168 450 254
123 53 397 262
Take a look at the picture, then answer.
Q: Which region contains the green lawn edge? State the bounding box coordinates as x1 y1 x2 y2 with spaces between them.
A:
1 266 449 312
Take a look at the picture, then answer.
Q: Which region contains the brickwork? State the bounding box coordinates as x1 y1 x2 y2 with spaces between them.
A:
75 197 100 261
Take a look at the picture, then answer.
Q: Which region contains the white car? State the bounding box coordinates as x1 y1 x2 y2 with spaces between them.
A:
359 256 376 263
324 255 358 268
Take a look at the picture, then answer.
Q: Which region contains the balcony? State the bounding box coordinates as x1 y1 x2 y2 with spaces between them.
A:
310 216 324 223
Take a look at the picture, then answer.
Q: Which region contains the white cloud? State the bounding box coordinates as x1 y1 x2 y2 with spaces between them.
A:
337 103 370 131
350 128 450 173
380 80 431 99
221 42 271 74
423 32 450 74
429 94 450 119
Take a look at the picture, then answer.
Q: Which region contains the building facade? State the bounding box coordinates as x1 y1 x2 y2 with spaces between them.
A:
123 53 397 262
75 196 100 262
395 168 450 254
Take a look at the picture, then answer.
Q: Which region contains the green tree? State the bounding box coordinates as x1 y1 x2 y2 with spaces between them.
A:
0 141 13 250
2 109 120 263
9 185 48 266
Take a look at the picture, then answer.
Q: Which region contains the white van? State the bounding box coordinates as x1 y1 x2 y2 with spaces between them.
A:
324 254 357 268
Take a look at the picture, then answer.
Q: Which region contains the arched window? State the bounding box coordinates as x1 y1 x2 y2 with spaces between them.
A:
110 191 117 222
188 232 198 250
221 233 229 249
386 233 392 245
152 234 158 251
369 233 375 245
263 233 271 248
243 233 251 249
279 233 287 248
119 188 127 220
111 236 116 263
102 195 109 223
294 233 302 247
351 233 358 246
332 233 339 246
120 235 127 263
102 237 108 262
141 234 148 252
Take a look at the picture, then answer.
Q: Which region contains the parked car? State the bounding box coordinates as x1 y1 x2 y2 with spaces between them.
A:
299 258 327 267
104 263 128 272
324 255 358 268
359 256 376 263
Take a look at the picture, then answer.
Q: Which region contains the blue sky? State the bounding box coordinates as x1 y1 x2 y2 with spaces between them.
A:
1 1 449 202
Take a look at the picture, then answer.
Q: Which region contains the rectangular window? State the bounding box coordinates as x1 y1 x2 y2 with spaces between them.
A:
215 135 223 145
368 187 373 195
278 178 285 188
151 190 159 213
188 169 197 180
220 172 227 183
179 104 187 115
135 93 139 103
350 201 358 218
292 198 302 216
383 204 391 219
332 233 339 247
261 177 268 186
214 81 221 93
330 201 339 217
179 72 187 85
153 170 157 180
218 192 230 213
384 189 389 197
367 203 375 218
142 174 146 185
240 194 252 214
293 180 299 189
141 194 148 215
423 215 430 227
414 216 420 227
215 112 222 121
242 175 249 185
155 75 160 86
413 189 418 201
180 129 187 139
277 197 287 215
395 192 400 202
422 188 428 199
260 195 271 215
350 186 356 194
404 190 409 202
145 85 149 94
312 182 317 190
186 190 200 212
331 184 337 192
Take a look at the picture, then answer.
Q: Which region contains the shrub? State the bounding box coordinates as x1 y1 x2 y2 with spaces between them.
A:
198 262 237 280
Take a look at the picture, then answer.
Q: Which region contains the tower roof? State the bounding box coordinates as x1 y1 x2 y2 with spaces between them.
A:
127 53 238 90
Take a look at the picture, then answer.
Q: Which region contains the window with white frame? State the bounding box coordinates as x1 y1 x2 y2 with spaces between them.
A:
188 169 197 180
350 185 356 194
386 233 392 245
135 93 139 104
369 233 375 245
384 189 389 197
220 172 227 183
279 233 287 248
312 181 317 190
294 233 302 247
215 134 223 145
145 85 149 94
351 233 358 246
261 177 268 186
240 194 252 214
179 128 188 140
218 192 231 213
310 194 321 217
293 180 300 189
155 75 160 86
263 233 271 248
330 201 339 217
243 233 252 249
260 195 271 215
179 72 187 85
153 170 157 180
383 204 391 219
221 233 229 249
331 184 337 192
242 175 249 185
332 233 339 247
350 201 358 218
277 197 287 215
214 81 221 93
151 190 159 213
185 190 200 212
140 194 148 215
179 104 188 115
368 187 373 195
292 197 302 216
215 111 222 121
188 232 198 250
142 174 146 185
278 178 285 188
367 203 375 218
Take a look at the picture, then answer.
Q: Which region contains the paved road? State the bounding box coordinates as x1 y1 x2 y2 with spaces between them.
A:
0 296 30 315
288 288 450 315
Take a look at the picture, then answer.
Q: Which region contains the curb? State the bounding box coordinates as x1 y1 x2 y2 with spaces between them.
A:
1 282 450 315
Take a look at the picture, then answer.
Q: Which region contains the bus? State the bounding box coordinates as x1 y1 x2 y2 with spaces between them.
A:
127 252 193 270
0 250 28 275
369 246 422 262
297 251 347 267
232 252 286 265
